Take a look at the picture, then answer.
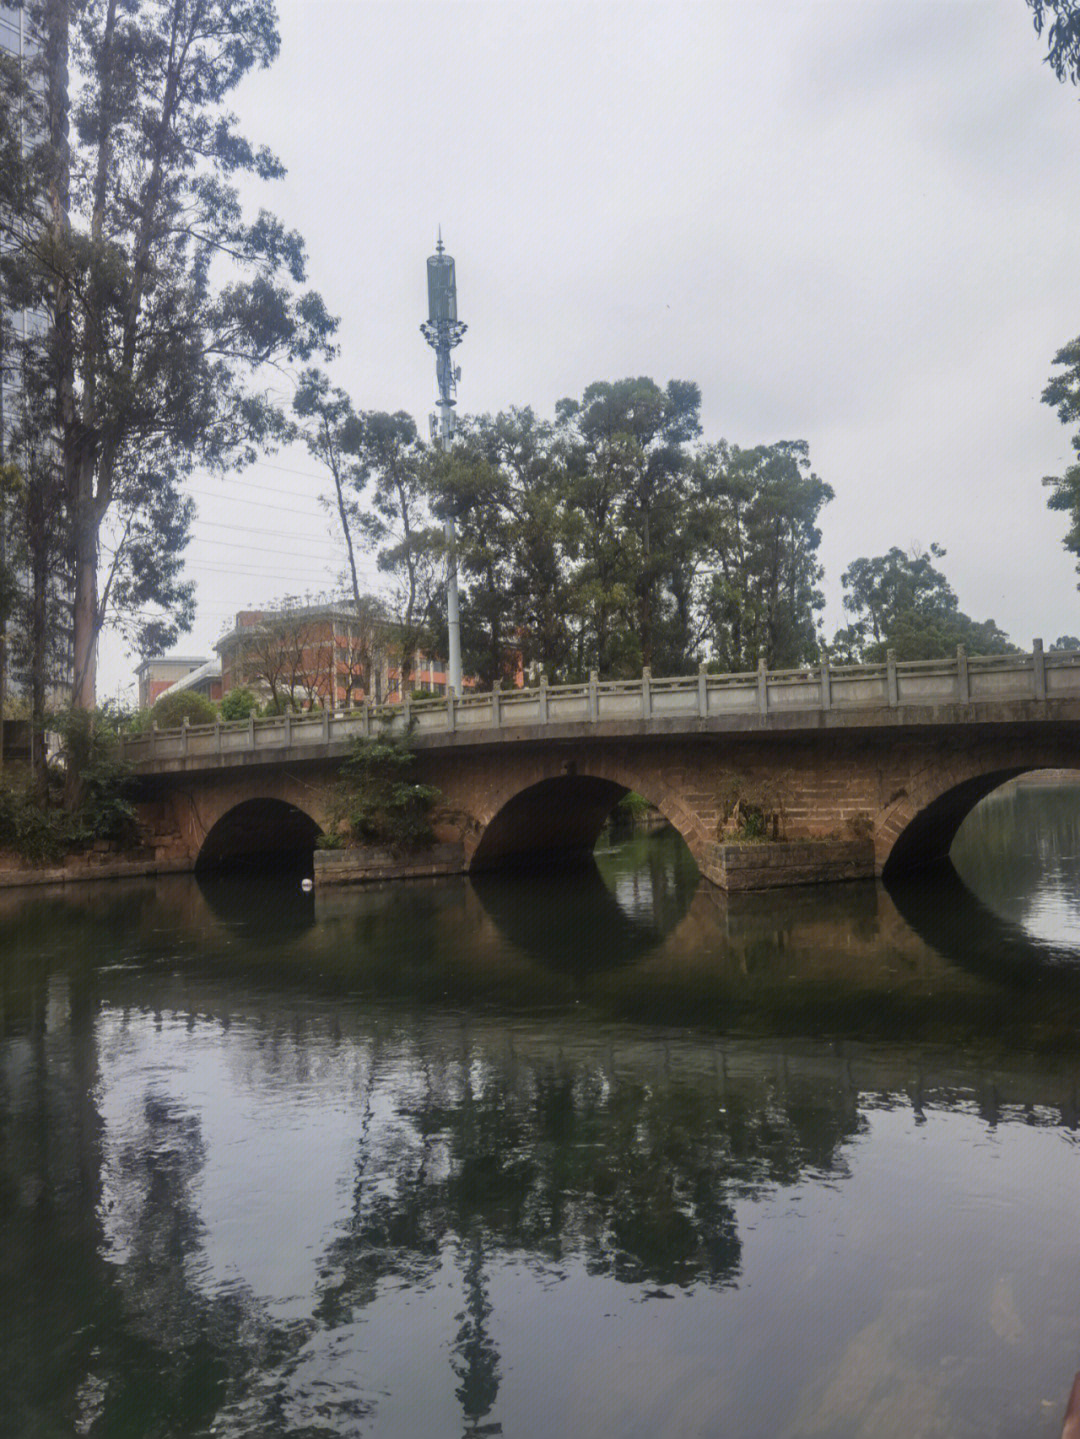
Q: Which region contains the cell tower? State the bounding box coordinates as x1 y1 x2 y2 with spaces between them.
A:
420 229 467 695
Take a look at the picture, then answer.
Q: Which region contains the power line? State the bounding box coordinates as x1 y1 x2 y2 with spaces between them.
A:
185 486 337 520
190 516 353 546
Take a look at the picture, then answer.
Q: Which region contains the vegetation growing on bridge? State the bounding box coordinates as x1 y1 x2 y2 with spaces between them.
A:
321 735 440 854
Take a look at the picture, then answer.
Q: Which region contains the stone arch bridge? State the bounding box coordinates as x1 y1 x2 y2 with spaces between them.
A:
122 648 1080 885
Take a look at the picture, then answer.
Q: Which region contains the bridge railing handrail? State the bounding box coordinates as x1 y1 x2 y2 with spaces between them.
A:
117 643 1080 767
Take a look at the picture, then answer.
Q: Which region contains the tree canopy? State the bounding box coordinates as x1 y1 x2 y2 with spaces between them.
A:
0 0 336 730
831 545 1015 662
1028 0 1080 84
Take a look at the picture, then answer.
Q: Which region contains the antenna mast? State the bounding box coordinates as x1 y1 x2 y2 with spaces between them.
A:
420 230 467 696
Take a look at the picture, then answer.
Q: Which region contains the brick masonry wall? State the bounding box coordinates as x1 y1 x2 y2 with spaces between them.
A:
133 725 1080 882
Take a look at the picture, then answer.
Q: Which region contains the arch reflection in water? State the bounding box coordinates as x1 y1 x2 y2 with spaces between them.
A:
950 774 1080 948
195 870 317 945
469 829 699 972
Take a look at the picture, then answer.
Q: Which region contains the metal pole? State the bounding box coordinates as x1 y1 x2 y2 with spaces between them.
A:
439 388 462 695
421 231 467 699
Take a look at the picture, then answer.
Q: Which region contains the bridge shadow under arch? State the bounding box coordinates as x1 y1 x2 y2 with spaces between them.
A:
195 798 323 875
882 768 1028 878
885 768 1080 982
469 775 632 872
885 858 1080 987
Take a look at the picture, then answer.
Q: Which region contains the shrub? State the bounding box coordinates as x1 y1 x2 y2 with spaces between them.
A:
259 694 301 717
152 689 218 729
616 791 652 819
219 687 259 721
326 735 440 852
0 781 71 864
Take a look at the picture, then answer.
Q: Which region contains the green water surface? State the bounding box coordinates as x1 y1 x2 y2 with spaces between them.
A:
3 785 1080 1437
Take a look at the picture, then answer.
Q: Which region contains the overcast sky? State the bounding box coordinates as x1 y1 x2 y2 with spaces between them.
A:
100 0 1080 701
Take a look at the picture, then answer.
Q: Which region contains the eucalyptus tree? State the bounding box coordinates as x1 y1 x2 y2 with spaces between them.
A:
695 439 832 671
1028 0 1080 82
438 407 574 684
0 0 336 714
556 377 701 675
831 544 1014 661
354 411 442 695
293 368 367 625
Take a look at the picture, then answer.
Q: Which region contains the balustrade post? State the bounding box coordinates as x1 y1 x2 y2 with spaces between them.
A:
538 674 548 724
757 658 769 716
150 723 158 761
215 719 222 756
697 662 708 718
956 645 969 703
588 670 599 722
446 685 456 733
402 695 411 732
820 659 831 711
283 711 292 748
362 700 371 737
181 716 189 757
491 679 502 728
641 666 652 719
248 714 255 751
322 707 330 743
1033 637 1047 700
886 649 898 707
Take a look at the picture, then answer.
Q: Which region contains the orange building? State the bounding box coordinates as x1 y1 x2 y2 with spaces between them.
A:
136 655 220 709
214 602 462 708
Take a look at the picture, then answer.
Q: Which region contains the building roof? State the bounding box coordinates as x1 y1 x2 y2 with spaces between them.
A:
156 656 222 695
214 600 372 653
135 654 210 677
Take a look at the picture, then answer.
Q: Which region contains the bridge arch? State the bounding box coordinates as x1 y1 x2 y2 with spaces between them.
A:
463 765 706 875
879 765 1061 878
195 797 323 873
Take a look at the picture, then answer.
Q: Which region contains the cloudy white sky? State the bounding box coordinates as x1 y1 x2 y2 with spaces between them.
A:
100 0 1080 700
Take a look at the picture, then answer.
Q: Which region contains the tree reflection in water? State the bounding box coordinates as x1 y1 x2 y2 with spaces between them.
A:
4 804 1080 1434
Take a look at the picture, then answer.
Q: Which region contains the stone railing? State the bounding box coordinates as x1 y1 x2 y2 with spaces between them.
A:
118 642 1080 769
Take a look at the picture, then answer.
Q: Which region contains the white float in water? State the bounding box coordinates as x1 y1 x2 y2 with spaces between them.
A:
301 878 313 892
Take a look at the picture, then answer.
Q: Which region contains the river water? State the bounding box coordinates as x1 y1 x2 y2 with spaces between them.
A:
4 784 1080 1438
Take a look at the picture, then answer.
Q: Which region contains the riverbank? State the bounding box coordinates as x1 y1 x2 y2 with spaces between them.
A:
0 847 194 888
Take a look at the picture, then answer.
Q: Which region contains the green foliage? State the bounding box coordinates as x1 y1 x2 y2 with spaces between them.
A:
616 791 652 819
259 694 302 717
694 440 833 670
151 689 218 729
715 772 787 843
122 708 154 735
1042 338 1080 595
0 0 337 709
832 546 1015 662
219 687 259 721
0 781 71 864
327 735 440 853
1055 635 1080 650
0 708 139 861
1028 1 1080 85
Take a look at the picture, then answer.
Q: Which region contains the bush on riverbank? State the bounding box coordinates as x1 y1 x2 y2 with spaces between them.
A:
0 710 139 865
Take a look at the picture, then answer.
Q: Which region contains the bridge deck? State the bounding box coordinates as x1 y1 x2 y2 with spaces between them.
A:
121 647 1080 776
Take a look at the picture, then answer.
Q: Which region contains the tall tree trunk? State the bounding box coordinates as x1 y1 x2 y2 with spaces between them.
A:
71 459 99 710
30 534 48 789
